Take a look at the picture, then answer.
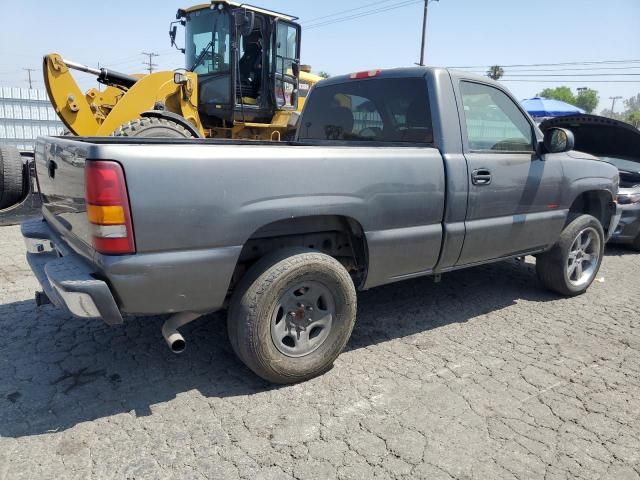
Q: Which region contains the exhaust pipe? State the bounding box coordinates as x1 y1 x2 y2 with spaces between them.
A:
161 312 202 354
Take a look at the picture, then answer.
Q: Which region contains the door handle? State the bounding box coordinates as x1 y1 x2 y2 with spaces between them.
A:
472 168 492 186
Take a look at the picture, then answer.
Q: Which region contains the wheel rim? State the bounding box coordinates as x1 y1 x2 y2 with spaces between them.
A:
567 227 601 288
270 281 335 358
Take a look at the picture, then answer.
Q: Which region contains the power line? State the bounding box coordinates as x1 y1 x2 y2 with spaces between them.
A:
306 0 422 29
450 59 640 69
141 51 159 74
464 65 640 74
500 80 640 83
501 73 640 77
302 0 397 24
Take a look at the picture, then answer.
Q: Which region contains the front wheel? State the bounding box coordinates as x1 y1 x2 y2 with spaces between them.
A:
536 214 605 296
227 249 357 384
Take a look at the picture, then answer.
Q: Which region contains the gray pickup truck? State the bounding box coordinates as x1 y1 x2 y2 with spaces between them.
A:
22 67 621 383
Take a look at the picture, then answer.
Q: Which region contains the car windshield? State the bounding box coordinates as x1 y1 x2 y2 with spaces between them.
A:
185 9 231 74
600 156 640 173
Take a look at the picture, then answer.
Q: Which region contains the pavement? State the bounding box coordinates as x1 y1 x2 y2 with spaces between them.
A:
1 223 639 480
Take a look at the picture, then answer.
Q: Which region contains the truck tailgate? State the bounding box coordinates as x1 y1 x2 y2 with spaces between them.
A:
35 137 94 257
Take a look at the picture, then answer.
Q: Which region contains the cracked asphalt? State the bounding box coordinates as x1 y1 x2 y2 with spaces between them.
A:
1 223 639 480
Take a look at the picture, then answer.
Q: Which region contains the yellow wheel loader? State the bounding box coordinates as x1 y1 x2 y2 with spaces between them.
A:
43 1 323 140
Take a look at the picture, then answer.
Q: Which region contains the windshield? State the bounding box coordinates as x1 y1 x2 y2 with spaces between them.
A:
185 9 231 74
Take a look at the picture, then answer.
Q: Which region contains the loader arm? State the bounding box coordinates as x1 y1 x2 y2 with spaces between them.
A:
43 53 105 136
43 53 203 137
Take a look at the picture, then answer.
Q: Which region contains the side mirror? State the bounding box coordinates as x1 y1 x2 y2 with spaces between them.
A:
170 26 177 46
234 10 255 36
543 127 575 154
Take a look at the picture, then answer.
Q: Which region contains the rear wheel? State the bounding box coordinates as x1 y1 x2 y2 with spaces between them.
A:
0 146 24 210
111 117 196 138
227 249 357 384
536 214 604 296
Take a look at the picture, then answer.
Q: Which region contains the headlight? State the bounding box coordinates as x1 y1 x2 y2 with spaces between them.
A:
617 192 640 205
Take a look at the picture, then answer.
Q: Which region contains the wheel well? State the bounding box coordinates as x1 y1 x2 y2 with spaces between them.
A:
568 191 614 233
229 215 368 293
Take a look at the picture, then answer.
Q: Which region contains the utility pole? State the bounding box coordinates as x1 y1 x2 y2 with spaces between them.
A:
609 95 622 114
142 52 159 74
418 0 438 66
23 68 36 89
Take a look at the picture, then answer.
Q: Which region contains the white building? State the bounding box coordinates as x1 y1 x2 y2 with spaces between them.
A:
0 86 64 151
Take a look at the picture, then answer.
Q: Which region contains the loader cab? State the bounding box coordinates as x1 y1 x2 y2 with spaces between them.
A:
177 2 301 129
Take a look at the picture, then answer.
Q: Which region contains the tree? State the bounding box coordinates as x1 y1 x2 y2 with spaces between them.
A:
624 93 640 113
599 109 625 121
537 87 576 105
486 65 504 81
318 71 331 79
574 89 599 113
628 111 640 128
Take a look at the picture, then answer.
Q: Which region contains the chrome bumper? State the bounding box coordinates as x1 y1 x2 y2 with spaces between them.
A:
21 219 123 325
607 204 622 242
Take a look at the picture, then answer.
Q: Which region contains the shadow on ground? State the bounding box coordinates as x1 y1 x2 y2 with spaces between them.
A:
0 258 560 438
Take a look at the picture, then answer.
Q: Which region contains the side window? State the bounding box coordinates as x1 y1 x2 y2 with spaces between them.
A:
275 22 299 108
460 81 533 152
298 78 433 144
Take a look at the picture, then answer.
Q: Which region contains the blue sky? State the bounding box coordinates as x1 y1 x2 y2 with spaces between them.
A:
2 0 639 112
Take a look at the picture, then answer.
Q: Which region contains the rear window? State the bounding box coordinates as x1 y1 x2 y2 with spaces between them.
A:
298 77 433 144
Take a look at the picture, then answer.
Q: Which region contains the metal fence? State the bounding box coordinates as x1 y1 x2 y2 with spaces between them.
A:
0 86 64 151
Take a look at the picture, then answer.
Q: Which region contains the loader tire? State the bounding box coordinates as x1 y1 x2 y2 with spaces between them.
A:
111 118 196 138
0 146 24 210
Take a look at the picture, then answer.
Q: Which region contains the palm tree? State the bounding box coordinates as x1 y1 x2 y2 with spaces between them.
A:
486 65 504 81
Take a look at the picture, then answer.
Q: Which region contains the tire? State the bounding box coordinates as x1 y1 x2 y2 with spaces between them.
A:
0 146 24 210
631 233 640 252
536 214 605 296
111 117 196 138
227 248 357 384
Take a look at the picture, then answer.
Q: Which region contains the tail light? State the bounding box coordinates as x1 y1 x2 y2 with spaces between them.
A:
349 69 381 80
85 161 135 255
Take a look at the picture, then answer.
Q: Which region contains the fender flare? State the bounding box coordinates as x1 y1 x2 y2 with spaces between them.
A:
140 110 203 138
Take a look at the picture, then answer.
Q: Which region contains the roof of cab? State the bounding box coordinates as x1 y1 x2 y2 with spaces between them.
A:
181 1 298 21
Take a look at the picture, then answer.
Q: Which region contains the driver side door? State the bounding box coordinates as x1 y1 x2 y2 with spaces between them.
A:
273 21 300 109
456 80 565 266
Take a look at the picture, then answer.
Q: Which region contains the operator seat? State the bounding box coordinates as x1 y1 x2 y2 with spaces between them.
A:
403 100 434 143
239 31 263 100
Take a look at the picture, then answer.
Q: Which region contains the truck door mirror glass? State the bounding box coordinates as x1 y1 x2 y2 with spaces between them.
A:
544 128 575 154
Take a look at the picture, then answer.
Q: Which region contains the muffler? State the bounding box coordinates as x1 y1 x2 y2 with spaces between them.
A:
161 312 202 354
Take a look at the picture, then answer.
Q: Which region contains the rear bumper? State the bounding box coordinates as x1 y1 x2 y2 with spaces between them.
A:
609 203 640 244
22 219 123 325
22 217 243 322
